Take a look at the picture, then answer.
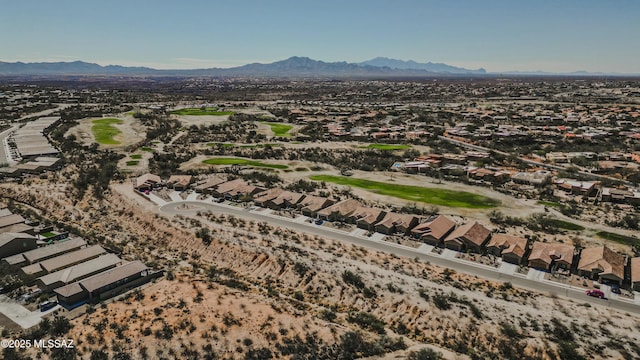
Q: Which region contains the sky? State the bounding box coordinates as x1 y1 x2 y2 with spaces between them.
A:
1 0 639 73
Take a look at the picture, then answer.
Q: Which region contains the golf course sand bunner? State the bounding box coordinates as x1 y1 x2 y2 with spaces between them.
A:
310 175 500 209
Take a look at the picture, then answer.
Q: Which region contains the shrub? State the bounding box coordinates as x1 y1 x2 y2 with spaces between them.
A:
347 312 386 334
342 270 365 289
407 348 444 360
432 293 451 310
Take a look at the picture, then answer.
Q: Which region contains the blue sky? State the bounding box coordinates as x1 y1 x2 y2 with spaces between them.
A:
1 0 639 73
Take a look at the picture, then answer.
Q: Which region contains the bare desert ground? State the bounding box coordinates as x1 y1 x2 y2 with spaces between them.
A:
1 176 639 359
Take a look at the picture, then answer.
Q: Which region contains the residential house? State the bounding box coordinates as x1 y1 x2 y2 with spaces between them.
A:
410 215 456 246
253 188 285 207
21 245 106 278
554 179 598 197
511 170 552 187
3 237 87 267
212 178 247 198
36 254 122 292
600 187 640 205
0 233 37 259
317 199 361 222
194 176 226 194
213 179 264 199
0 214 27 230
444 221 491 252
54 260 153 309
270 191 305 209
577 246 625 285
134 173 161 191
374 212 419 235
348 207 386 231
486 234 529 265
298 196 335 218
632 257 640 292
528 242 575 271
167 175 193 191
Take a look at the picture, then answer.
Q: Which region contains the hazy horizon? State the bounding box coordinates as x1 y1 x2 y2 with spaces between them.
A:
2 0 639 73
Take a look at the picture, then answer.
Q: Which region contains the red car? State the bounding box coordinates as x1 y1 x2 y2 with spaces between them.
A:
586 289 605 299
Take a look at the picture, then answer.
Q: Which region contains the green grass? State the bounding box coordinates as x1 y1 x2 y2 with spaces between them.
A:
239 143 280 148
207 142 236 148
140 147 154 152
170 107 234 116
261 122 293 137
126 160 140 166
537 201 563 208
91 118 123 145
365 143 412 151
203 157 288 169
310 175 500 209
596 231 640 246
550 219 584 231
130 154 142 159
207 143 280 148
40 232 56 238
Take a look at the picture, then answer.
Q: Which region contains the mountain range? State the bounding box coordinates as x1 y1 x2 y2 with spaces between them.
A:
0 57 487 78
0 57 624 77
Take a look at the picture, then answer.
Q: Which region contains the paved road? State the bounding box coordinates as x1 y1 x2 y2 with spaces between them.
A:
159 199 640 314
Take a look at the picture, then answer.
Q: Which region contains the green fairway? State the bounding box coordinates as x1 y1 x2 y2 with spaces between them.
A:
203 157 288 169
596 231 640 246
171 107 234 116
310 175 500 208
365 143 412 151
550 219 584 231
261 122 293 137
92 118 123 145
207 143 280 148
130 154 142 159
207 143 236 148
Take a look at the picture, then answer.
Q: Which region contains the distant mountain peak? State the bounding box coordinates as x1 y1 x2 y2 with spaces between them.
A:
360 57 486 74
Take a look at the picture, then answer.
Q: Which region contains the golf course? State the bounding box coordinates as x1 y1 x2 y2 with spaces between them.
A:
203 157 288 169
171 107 234 116
310 175 500 209
92 118 123 145
261 122 293 137
365 143 412 151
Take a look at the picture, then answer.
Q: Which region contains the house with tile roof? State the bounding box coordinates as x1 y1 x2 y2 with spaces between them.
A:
410 215 456 246
577 246 625 285
528 242 575 271
486 234 529 265
444 221 491 253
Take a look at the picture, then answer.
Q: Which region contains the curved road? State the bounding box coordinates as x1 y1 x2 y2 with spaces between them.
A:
160 200 640 314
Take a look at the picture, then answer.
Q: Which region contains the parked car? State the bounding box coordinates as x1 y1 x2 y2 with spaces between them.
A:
39 300 57 312
586 289 605 299
610 284 621 294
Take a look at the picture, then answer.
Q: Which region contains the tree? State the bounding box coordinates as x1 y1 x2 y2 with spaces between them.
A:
50 315 73 336
407 348 444 360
